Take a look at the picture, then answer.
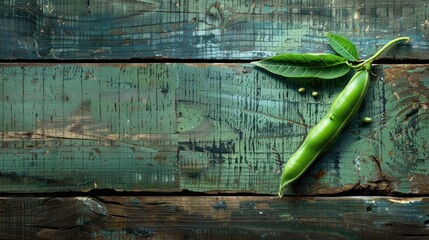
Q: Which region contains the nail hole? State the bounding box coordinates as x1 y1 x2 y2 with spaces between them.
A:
366 206 372 212
386 223 393 228
424 220 429 226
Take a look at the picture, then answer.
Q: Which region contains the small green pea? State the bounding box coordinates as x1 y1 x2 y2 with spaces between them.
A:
311 91 319 97
298 87 306 93
362 117 373 124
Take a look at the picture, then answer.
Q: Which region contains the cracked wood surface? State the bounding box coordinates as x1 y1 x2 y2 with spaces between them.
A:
0 196 428 240
1 0 428 60
1 63 428 195
2 1 428 238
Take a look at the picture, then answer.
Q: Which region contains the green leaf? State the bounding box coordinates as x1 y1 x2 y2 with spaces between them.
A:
326 32 359 62
251 53 351 79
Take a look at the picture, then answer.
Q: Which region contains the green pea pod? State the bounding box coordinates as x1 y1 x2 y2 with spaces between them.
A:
278 70 370 197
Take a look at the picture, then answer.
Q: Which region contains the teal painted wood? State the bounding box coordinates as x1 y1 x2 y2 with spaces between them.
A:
0 0 428 60
1 63 428 194
0 196 428 239
1 63 179 192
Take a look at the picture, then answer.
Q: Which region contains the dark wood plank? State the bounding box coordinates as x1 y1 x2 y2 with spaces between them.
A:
0 196 428 240
0 0 427 60
1 63 429 194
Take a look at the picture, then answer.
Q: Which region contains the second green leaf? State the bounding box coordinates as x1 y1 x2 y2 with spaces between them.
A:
327 32 359 62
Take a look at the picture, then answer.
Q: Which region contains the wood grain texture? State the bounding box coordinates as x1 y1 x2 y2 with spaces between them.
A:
0 0 427 60
1 63 428 194
0 196 428 240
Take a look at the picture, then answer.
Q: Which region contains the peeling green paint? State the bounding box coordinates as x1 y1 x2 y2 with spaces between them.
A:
1 63 428 195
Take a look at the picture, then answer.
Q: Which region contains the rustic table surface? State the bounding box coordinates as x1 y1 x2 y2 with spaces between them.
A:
1 1 429 239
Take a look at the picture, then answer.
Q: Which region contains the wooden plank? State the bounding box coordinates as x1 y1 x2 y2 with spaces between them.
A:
1 63 429 194
0 0 427 60
1 63 179 192
0 196 428 239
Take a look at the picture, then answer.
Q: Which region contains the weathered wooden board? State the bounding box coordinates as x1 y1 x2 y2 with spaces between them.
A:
0 63 180 192
1 0 427 60
1 63 428 195
0 196 428 239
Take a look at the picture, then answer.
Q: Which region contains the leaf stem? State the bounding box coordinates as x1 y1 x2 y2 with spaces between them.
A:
353 37 410 70
366 37 410 64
